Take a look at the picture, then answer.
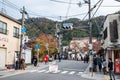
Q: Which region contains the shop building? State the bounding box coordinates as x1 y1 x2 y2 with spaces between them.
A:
101 13 120 73
0 13 21 69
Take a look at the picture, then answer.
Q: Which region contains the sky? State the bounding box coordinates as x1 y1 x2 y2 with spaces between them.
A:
0 0 120 21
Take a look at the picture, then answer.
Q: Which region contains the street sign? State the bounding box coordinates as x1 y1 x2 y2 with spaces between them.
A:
35 44 40 50
21 27 26 33
22 44 27 50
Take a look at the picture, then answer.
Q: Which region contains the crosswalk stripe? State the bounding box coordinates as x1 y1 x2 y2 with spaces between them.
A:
61 71 68 74
38 70 46 73
29 70 37 72
77 72 83 75
44 70 50 73
28 69 83 76
69 71 75 75
52 70 61 73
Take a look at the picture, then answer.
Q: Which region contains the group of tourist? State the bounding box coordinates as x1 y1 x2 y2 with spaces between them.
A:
92 56 115 80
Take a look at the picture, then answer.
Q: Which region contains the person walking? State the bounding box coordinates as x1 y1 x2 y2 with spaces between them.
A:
32 55 38 67
102 59 107 74
108 58 115 80
58 53 61 62
97 57 102 72
93 56 97 72
20 58 26 70
44 55 49 64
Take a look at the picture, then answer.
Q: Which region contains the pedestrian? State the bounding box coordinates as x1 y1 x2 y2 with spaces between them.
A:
93 56 97 72
15 58 19 70
86 55 89 63
44 55 49 64
58 53 61 62
97 57 102 72
108 58 115 80
102 59 107 74
32 55 38 67
20 58 26 70
83 56 86 63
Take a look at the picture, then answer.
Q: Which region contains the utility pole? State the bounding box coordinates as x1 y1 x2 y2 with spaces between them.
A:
88 0 93 76
19 6 26 69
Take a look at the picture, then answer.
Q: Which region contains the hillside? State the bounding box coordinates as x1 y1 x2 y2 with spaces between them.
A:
24 16 105 45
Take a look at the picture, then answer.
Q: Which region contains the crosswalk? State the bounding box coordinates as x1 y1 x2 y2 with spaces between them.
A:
27 69 83 76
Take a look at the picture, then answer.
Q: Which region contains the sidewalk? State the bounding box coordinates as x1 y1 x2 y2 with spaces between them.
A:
0 62 50 78
81 65 120 80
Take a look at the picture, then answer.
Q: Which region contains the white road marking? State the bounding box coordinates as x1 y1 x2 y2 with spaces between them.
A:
69 71 75 75
52 70 61 73
44 70 50 73
29 70 37 72
38 70 46 73
77 72 83 75
61 71 68 74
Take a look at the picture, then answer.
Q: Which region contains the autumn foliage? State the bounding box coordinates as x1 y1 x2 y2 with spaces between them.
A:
27 33 58 61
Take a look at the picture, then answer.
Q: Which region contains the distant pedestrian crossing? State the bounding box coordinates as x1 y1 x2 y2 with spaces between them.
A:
27 69 84 76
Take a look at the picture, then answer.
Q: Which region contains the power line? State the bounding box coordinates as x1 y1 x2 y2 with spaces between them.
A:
91 0 103 18
65 0 72 18
82 0 102 20
50 0 78 4
0 0 21 11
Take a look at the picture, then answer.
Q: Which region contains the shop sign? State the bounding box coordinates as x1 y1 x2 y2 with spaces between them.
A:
0 36 8 42
115 59 120 73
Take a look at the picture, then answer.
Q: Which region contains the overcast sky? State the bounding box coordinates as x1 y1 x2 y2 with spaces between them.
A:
0 0 120 21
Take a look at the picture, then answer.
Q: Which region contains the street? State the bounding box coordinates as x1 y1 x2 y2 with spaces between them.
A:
0 60 91 80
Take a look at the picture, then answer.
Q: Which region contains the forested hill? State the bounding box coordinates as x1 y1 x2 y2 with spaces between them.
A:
24 16 105 45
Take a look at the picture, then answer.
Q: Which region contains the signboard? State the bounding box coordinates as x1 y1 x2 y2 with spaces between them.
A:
21 27 26 33
115 59 120 73
22 44 27 50
49 65 58 72
35 44 40 50
0 36 9 42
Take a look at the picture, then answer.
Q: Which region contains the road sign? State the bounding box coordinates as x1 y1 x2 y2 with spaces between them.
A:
21 27 26 33
35 44 40 49
22 44 27 50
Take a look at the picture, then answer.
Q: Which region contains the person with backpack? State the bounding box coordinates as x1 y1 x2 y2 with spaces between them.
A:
102 59 107 75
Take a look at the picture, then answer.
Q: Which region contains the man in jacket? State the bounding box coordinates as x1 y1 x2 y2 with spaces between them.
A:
108 58 115 80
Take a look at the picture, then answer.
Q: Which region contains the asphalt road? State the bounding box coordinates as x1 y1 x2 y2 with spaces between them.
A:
0 60 91 80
